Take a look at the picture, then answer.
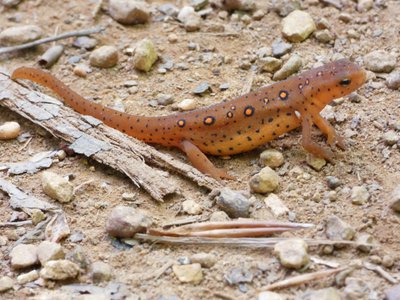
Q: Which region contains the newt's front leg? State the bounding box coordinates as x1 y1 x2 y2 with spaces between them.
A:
180 140 234 180
311 112 346 150
301 116 334 162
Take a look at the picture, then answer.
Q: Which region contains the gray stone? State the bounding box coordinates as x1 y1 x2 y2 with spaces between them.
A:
357 0 373 12
0 25 42 46
351 186 370 205
89 46 118 68
385 284 400 300
364 50 397 73
315 29 334 43
215 188 251 218
158 3 179 17
172 263 203 284
40 260 80 280
73 36 97 50
105 206 152 238
133 39 158 72
41 171 74 203
282 10 316 43
37 241 65 266
273 54 302 80
224 268 253 285
326 176 341 189
193 82 211 94
109 0 150 25
272 39 292 58
249 167 280 194
91 261 112 282
270 0 301 17
178 6 202 32
0 276 13 293
386 71 400 90
356 233 374 253
10 244 38 269
274 239 309 269
325 215 355 241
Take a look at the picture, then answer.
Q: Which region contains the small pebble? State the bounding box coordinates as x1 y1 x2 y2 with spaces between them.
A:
274 238 309 269
209 211 230 222
0 121 21 140
158 3 179 17
91 261 112 282
224 268 254 285
177 99 197 111
37 241 65 266
10 244 38 269
41 171 74 203
390 186 400 212
258 291 284 300
338 13 352 23
215 188 251 218
191 253 216 268
40 260 80 281
351 186 370 205
0 25 42 46
301 287 341 300
89 46 118 68
326 176 341 189
172 263 203 284
306 155 326 171
121 192 136 201
271 0 301 17
108 0 150 25
249 167 280 194
253 9 265 21
72 36 97 50
264 193 288 217
271 39 292 58
325 215 355 241
282 10 316 43
383 130 399 146
356 233 374 253
17 270 39 285
260 57 282 73
273 54 302 81
382 255 394 268
386 71 400 90
182 200 203 215
315 29 334 43
73 64 92 78
178 6 202 32
343 277 369 300
167 33 178 43
259 149 284 168
364 50 397 73
219 83 230 91
385 284 400 300
357 0 374 12
190 0 208 11
0 276 14 293
105 206 152 238
133 39 158 72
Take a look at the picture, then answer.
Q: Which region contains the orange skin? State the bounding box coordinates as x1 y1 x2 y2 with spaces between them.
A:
11 59 366 180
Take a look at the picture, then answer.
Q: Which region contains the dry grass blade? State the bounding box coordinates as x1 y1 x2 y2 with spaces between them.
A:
180 220 314 231
259 267 348 291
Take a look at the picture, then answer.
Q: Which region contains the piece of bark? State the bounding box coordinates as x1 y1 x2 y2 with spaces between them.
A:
0 70 220 201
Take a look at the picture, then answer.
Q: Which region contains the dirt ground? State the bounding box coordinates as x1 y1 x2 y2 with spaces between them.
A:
0 0 399 299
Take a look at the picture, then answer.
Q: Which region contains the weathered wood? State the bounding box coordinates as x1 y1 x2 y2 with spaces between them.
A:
0 70 220 201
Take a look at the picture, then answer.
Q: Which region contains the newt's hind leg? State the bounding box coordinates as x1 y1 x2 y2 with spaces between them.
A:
180 140 234 180
301 117 334 162
312 113 346 150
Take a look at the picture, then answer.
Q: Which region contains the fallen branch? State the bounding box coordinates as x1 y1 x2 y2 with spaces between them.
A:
0 26 105 55
0 220 33 227
259 267 347 291
0 70 220 201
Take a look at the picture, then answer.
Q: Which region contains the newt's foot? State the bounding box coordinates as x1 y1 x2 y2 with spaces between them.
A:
327 133 346 150
212 168 235 181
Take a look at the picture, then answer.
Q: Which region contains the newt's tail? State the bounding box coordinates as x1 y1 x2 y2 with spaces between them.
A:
11 67 176 146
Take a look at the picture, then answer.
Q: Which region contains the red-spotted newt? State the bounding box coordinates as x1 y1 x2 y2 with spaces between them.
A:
11 59 366 180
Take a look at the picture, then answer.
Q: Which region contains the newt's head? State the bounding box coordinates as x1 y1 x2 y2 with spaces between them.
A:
300 59 366 108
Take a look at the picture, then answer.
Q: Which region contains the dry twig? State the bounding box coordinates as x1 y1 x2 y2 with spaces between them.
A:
0 26 105 55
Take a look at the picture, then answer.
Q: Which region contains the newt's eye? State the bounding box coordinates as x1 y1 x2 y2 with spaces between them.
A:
339 78 351 86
